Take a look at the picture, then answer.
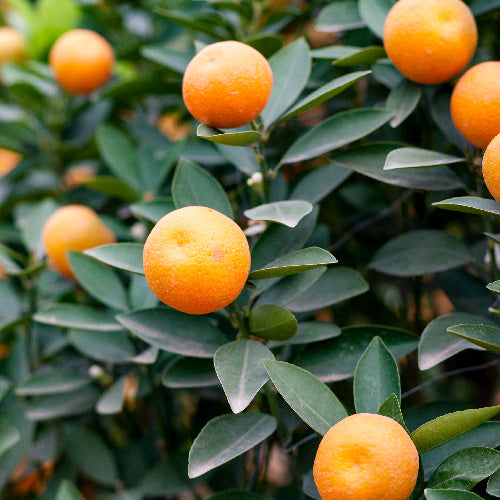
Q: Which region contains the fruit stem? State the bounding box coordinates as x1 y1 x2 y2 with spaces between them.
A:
232 302 250 338
251 120 270 203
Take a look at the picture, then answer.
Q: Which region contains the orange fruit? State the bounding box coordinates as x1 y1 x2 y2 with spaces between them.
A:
383 0 477 84
451 61 500 149
42 204 116 279
313 413 419 500
182 41 273 129
481 132 500 201
49 29 114 95
62 164 96 190
157 112 191 142
0 148 22 176
143 206 250 315
0 26 26 69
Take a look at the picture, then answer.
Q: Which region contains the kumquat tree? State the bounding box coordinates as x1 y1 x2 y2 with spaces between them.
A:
1 0 500 499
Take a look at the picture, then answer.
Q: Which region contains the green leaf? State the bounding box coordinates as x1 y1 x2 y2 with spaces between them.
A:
131 199 175 224
384 148 465 170
96 376 126 415
136 460 188 496
162 358 218 388
96 124 141 192
249 247 337 280
425 489 484 499
261 38 311 129
0 280 21 330
280 71 371 122
34 304 123 331
386 80 422 127
284 266 369 313
378 393 408 432
433 196 500 217
26 386 99 421
316 1 365 31
418 313 490 370
448 323 500 355
216 143 259 175
55 480 85 500
62 424 118 486
117 308 228 358
487 280 500 293
68 252 129 312
0 426 20 459
141 45 192 73
214 339 274 413
329 46 386 66
411 405 500 453
354 337 401 414
16 369 91 396
263 359 348 435
197 125 261 146
295 325 418 382
471 0 500 16
188 413 277 478
289 162 351 204
358 0 395 38
69 329 136 363
244 201 313 227
84 243 145 275
81 176 140 202
369 229 472 277
280 109 394 165
245 34 283 58
332 143 465 191
268 321 341 347
487 467 500 496
172 158 233 218
249 305 298 341
428 447 500 490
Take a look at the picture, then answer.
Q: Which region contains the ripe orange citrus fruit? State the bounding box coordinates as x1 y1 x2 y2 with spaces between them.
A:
383 0 477 85
42 204 116 279
451 61 500 149
313 413 419 500
49 29 114 95
182 41 273 129
0 148 22 177
143 206 250 315
481 132 500 201
0 26 26 69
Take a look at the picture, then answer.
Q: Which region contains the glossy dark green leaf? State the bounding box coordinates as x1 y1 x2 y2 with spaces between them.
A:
96 376 126 415
411 405 500 453
136 460 188 496
214 339 274 413
289 162 351 203
55 480 85 500
245 201 313 228
216 143 259 175
354 337 401 414
249 247 337 280
261 38 311 129
384 148 465 170
16 369 91 396
358 0 395 38
62 424 118 486
433 196 500 217
369 229 472 277
34 304 123 331
188 413 277 478
284 266 369 313
0 426 20 459
128 274 158 311
81 176 139 202
84 243 145 275
295 325 418 382
314 46 385 66
264 359 348 435
162 357 218 388
25 386 99 421
172 157 233 218
331 143 465 190
316 1 365 31
378 393 407 431
281 71 371 121
131 199 175 224
425 489 484 499
96 124 141 191
418 313 489 370
68 252 129 312
386 81 422 127
269 321 341 347
428 447 500 490
249 305 297 341
280 109 394 165
197 125 261 146
448 323 500 355
117 308 228 358
487 467 500 496
69 329 136 363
